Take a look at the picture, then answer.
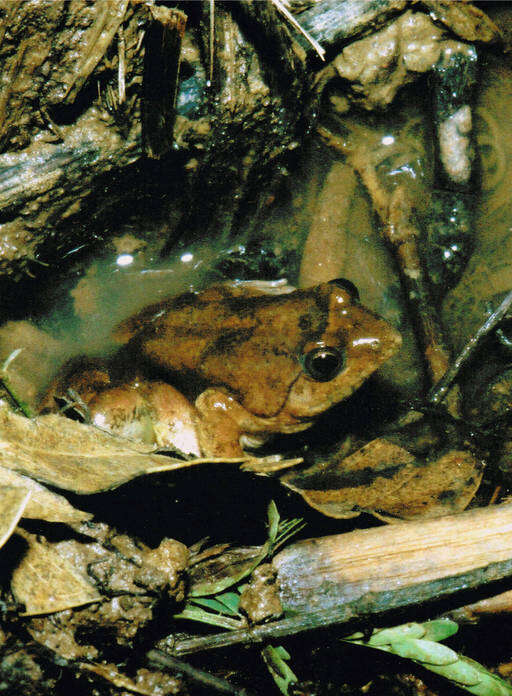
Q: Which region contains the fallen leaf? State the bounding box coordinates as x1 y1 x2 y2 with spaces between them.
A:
11 530 102 615
80 663 181 695
0 465 91 523
281 438 483 520
0 486 30 548
0 405 244 494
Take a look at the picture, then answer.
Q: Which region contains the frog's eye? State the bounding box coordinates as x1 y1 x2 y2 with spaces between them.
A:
304 346 345 382
328 277 360 302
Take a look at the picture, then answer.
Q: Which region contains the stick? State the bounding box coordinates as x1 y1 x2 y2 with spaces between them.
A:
384 186 460 417
147 649 256 696
427 288 512 407
169 557 512 656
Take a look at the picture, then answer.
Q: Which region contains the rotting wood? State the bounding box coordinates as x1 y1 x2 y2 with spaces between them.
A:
169 503 512 655
142 7 187 159
287 0 407 60
273 502 512 613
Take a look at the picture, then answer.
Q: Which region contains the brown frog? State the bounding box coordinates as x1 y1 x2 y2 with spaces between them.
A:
44 279 401 457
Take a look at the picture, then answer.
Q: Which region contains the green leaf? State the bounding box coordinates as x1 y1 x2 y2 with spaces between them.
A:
190 502 305 597
421 619 459 642
343 620 512 696
390 638 458 666
267 500 280 548
429 658 483 687
173 606 243 630
216 591 241 614
367 623 427 645
187 596 237 615
261 644 298 696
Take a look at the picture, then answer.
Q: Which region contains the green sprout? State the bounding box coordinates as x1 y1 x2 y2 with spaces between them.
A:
344 619 512 696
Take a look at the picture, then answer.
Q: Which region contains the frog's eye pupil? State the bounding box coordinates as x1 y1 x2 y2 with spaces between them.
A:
328 277 360 302
304 346 345 382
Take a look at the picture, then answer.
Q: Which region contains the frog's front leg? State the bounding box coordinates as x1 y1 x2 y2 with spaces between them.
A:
194 388 273 457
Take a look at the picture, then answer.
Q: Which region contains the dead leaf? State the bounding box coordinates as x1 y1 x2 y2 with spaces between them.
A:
0 465 91 524
80 663 181 695
189 545 263 596
0 405 244 494
0 486 30 548
281 438 483 520
11 530 102 615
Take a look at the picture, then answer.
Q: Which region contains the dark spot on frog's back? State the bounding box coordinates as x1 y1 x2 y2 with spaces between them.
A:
168 291 201 311
298 314 313 333
206 328 256 356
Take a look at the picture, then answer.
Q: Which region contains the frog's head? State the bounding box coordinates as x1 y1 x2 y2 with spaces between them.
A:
282 278 402 420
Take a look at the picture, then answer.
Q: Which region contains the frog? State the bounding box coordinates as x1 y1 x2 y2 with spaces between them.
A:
42 278 401 458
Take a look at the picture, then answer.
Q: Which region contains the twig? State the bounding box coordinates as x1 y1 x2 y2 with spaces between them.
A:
427 288 512 407
384 186 460 417
117 25 126 105
169 556 512 656
0 348 34 418
270 0 326 61
147 649 256 696
209 0 215 84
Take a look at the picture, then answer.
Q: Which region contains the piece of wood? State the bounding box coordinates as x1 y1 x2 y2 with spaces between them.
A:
273 502 512 613
171 503 512 655
142 7 187 159
291 0 407 59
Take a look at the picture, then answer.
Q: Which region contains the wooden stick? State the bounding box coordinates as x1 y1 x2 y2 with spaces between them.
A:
171 503 512 655
383 186 460 417
142 6 187 159
427 288 512 407
147 650 256 696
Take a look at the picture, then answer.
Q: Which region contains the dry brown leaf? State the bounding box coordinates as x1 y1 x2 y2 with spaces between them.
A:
11 530 102 616
0 486 30 548
80 663 181 695
0 405 241 494
0 465 91 523
281 438 483 520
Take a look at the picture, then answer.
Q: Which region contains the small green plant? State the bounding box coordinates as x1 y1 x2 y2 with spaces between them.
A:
344 619 512 696
261 645 299 696
174 501 305 628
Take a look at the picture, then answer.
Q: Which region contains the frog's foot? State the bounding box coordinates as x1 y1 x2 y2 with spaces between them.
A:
195 388 274 458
